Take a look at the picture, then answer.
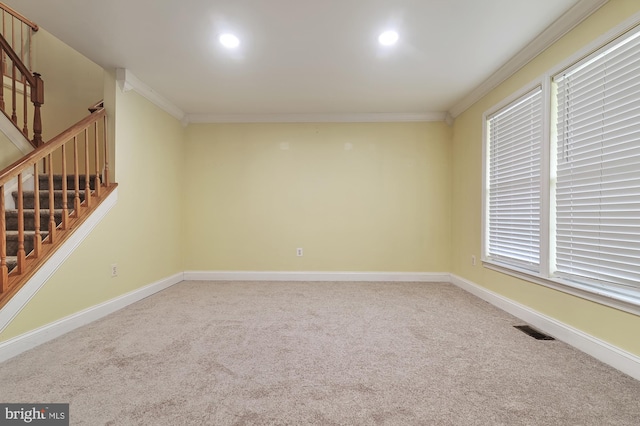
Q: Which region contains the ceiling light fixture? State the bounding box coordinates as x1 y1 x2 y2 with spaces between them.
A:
378 30 399 46
219 33 240 49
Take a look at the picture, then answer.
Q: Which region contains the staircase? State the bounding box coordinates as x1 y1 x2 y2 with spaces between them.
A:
5 174 91 273
0 3 116 310
1 107 116 309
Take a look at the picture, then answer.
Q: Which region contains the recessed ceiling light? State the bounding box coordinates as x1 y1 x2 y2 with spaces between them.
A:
219 33 240 49
378 30 399 46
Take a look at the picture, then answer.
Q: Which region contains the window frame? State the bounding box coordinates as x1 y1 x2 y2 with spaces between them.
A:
482 83 547 273
481 14 640 316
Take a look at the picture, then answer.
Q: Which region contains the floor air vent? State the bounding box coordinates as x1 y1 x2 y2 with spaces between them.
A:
514 325 555 340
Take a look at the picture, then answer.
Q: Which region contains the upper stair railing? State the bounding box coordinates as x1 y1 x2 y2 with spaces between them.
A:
0 106 116 308
0 2 42 148
0 2 37 75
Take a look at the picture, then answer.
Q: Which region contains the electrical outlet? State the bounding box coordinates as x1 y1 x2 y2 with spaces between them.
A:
471 255 476 266
111 263 118 277
296 248 303 257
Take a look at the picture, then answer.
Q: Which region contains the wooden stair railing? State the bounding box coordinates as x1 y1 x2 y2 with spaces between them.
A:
0 107 116 308
0 31 43 148
0 2 37 76
0 3 38 31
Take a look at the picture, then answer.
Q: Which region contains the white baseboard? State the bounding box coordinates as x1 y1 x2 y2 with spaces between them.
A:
0 189 119 334
183 270 450 282
0 272 183 363
450 273 640 381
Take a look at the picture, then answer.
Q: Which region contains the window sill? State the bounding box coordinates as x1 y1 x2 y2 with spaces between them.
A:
482 259 640 317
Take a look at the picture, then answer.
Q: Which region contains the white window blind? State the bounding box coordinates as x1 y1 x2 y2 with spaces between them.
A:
487 88 543 271
554 28 640 290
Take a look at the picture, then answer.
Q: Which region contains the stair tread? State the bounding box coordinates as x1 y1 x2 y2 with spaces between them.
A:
4 209 66 232
5 230 50 236
38 174 98 177
14 190 86 194
6 256 17 268
10 189 86 210
5 209 64 214
37 174 98 191
5 256 17 271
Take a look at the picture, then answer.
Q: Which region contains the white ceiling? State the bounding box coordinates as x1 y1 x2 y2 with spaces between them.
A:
4 0 604 120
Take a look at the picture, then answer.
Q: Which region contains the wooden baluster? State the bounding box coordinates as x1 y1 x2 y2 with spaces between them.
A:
22 74 27 136
73 136 81 218
22 23 27 136
1 10 5 77
10 17 16 123
16 173 25 273
18 21 22 67
32 163 41 258
28 24 33 74
0 184 8 292
0 50 4 110
61 143 68 229
30 73 43 147
47 154 56 244
84 128 91 208
9 15 14 75
18 21 21 64
11 62 16 123
94 121 101 196
103 115 110 186
1 11 4 76
20 21 24 67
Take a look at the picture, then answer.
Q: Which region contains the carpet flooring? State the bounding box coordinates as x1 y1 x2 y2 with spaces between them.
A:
0 281 639 425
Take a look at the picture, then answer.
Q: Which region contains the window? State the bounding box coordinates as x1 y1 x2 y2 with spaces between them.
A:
483 24 640 312
553 28 640 293
486 88 543 272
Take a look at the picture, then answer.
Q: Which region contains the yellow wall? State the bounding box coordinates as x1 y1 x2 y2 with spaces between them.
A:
0 80 186 341
184 122 452 272
451 0 640 356
33 29 104 141
0 134 22 169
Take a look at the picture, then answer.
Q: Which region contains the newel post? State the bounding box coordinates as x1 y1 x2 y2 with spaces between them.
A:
31 72 44 147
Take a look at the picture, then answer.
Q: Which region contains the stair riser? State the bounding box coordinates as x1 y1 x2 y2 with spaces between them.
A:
4 211 63 232
14 193 85 210
38 175 97 191
5 233 48 257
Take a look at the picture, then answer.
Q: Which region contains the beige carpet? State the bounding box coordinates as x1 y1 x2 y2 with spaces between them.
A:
1 281 639 425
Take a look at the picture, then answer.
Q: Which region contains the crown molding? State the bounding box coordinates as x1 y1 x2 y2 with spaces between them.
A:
448 0 609 118
115 68 186 122
186 112 446 124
